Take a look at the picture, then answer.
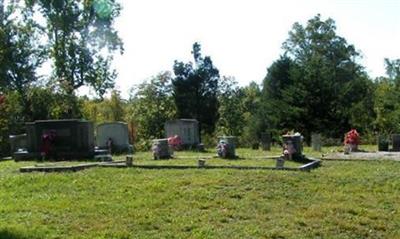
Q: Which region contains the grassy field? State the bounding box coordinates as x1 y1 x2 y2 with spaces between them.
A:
1 146 400 238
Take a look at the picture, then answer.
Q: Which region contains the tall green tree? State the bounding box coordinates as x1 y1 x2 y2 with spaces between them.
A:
374 78 400 134
172 42 220 134
0 0 44 107
26 0 123 97
217 76 245 137
240 82 263 145
81 90 126 124
0 0 46 153
99 90 125 122
0 91 24 155
373 59 400 134
262 14 373 139
261 55 300 132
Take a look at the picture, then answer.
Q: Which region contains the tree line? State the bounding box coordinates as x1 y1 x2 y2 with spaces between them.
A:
0 2 399 153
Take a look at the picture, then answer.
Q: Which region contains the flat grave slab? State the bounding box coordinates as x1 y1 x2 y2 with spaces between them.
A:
323 151 400 161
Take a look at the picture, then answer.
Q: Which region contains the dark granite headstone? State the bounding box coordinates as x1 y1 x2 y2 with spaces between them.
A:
378 135 389 151
392 134 400 152
24 119 94 160
260 132 271 151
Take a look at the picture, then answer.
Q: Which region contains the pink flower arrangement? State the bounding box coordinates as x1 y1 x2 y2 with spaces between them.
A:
168 135 182 150
344 129 360 146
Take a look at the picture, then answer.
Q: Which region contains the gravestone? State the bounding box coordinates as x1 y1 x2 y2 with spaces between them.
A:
24 119 94 160
311 133 322 152
9 134 27 153
152 139 171 159
392 134 400 152
260 132 271 151
378 135 389 151
282 133 303 161
165 119 200 147
276 156 285 168
217 136 236 158
96 122 131 153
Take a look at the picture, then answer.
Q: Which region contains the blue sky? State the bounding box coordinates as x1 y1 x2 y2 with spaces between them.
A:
106 0 400 97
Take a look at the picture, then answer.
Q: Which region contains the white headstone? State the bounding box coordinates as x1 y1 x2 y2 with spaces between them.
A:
165 119 200 146
96 122 130 152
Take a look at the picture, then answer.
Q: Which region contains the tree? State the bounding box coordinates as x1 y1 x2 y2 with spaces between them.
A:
0 0 45 115
99 90 126 122
262 14 373 139
374 78 400 134
26 0 123 97
172 42 220 134
239 82 263 146
81 90 125 124
217 76 245 137
126 72 176 149
384 58 400 83
261 55 300 132
373 59 400 134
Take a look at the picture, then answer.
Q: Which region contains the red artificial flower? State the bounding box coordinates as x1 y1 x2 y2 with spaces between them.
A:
344 129 360 145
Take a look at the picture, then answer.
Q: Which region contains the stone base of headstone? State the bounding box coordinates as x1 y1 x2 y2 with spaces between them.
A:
198 159 206 167
344 144 357 154
152 139 171 160
276 157 285 168
126 155 133 167
13 151 33 161
94 154 112 161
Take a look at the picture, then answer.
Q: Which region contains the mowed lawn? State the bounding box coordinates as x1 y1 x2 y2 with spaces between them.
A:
1 147 400 238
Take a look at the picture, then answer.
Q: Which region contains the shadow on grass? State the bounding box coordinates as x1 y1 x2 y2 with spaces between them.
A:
0 229 40 239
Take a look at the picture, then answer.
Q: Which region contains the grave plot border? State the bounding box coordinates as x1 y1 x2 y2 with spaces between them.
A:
19 157 321 173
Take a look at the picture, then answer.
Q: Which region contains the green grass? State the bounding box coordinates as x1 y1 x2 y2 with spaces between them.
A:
1 146 400 238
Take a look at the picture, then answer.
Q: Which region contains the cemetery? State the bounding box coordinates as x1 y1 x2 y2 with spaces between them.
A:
0 2 399 237
16 127 320 172
2 120 400 238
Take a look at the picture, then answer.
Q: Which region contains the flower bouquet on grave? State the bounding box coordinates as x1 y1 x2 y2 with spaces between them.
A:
344 129 360 153
216 140 228 158
168 135 182 151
